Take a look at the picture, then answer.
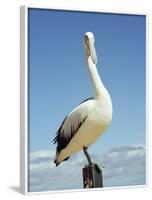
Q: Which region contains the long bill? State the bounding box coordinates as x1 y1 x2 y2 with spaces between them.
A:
84 32 107 97
88 37 97 65
85 33 97 65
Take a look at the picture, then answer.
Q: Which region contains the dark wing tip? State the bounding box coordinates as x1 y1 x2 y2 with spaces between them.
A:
52 135 57 144
52 115 68 144
54 158 60 167
63 157 69 161
54 157 69 167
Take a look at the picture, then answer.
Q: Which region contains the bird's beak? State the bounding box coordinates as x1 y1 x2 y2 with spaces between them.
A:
85 37 97 65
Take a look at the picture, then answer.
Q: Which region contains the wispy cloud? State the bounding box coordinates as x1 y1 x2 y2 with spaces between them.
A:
28 144 146 192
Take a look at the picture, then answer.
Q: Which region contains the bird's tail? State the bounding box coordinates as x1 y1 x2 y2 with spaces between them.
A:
53 151 61 167
54 157 61 167
53 152 70 167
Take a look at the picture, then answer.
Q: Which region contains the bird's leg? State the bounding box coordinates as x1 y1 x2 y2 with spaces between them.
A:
83 146 92 165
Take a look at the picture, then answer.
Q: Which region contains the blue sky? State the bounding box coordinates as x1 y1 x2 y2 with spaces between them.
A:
28 9 146 155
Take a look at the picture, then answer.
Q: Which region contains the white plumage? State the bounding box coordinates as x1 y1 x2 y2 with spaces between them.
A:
53 32 112 166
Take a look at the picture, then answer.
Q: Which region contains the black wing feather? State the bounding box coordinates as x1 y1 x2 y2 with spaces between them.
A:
53 115 87 155
52 97 93 160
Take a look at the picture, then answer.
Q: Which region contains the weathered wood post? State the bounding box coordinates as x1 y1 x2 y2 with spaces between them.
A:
82 147 103 188
82 163 103 188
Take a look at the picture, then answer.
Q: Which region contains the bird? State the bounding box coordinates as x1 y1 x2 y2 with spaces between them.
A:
52 32 112 167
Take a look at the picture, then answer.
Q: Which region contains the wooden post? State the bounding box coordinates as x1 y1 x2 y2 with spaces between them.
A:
82 163 103 188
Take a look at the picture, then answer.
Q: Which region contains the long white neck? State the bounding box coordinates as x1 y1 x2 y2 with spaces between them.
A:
87 56 107 98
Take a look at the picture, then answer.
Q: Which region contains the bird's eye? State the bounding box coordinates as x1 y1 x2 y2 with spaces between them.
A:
85 35 88 39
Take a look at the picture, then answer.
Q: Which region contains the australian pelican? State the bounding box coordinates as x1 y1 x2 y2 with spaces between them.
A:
53 32 112 166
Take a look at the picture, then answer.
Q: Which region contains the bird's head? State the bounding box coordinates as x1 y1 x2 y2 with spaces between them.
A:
84 32 97 65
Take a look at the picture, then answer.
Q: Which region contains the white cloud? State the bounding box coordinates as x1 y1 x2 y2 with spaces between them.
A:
96 145 146 187
28 144 146 192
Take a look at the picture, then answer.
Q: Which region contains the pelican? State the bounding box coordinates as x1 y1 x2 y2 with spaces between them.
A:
53 32 112 166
